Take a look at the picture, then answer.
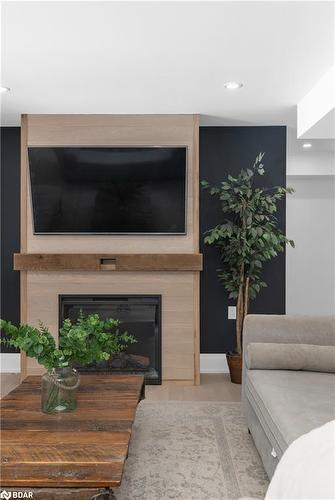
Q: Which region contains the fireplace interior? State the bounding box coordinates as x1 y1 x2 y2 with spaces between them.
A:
59 295 161 384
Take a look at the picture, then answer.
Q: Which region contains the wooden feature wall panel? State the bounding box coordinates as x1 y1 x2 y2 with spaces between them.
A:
26 272 197 382
20 114 200 383
25 114 199 254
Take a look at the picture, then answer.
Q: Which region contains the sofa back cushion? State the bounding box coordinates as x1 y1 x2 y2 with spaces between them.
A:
243 315 335 352
246 343 335 373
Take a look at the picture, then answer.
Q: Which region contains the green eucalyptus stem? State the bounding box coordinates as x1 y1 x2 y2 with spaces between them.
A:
43 377 60 413
0 313 137 371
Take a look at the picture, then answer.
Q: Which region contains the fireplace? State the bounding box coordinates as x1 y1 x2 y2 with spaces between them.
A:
59 295 161 384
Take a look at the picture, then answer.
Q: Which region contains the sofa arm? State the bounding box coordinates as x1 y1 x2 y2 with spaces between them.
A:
243 315 335 354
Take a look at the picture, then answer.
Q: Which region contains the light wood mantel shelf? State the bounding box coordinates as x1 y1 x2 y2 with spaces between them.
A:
14 253 203 272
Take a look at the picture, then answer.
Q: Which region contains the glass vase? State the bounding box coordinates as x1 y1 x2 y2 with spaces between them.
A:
41 367 80 414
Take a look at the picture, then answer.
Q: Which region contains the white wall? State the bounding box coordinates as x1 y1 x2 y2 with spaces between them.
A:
287 151 335 176
286 175 335 315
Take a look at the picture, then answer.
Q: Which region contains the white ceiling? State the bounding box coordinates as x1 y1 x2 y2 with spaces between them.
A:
1 1 334 130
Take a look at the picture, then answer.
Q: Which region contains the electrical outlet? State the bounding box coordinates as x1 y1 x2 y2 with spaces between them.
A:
228 306 237 320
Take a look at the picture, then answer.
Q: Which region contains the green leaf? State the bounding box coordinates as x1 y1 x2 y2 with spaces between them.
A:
33 344 43 355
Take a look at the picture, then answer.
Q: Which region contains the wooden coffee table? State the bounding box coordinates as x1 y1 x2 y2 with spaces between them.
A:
0 374 145 499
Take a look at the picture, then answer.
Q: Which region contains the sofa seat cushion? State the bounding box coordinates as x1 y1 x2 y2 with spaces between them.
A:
245 370 335 455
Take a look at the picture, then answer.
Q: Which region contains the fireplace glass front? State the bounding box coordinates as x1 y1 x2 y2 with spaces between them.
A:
59 295 161 384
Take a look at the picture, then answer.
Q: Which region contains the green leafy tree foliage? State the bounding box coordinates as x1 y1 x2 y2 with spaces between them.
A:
202 153 294 355
0 312 136 369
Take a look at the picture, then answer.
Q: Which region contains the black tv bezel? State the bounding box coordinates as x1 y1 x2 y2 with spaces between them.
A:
28 145 188 236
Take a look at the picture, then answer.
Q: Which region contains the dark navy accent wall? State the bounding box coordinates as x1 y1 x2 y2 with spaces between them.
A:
200 126 286 353
0 126 286 354
1 127 21 352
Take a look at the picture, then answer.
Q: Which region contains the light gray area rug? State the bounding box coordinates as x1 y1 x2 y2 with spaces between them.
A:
115 401 269 500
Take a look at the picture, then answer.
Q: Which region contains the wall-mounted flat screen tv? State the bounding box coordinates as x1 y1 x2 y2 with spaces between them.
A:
28 147 187 234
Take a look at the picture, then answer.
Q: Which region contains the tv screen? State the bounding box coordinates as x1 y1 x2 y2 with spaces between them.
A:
28 147 187 234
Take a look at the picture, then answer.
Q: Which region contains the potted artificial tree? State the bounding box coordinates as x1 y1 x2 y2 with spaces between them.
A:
202 152 294 383
0 312 136 413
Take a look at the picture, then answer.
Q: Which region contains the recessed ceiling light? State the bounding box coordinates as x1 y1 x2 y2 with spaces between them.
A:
303 143 312 149
0 86 10 93
224 81 243 90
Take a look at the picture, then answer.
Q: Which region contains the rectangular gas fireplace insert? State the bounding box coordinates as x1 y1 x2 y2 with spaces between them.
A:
59 294 161 384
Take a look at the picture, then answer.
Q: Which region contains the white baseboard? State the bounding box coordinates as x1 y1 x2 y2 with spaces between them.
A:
0 353 229 375
0 354 21 373
200 353 229 373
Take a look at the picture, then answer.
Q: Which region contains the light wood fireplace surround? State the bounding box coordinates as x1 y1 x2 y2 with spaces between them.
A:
16 114 202 384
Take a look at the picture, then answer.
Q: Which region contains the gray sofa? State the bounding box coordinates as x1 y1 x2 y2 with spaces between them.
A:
242 314 335 479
